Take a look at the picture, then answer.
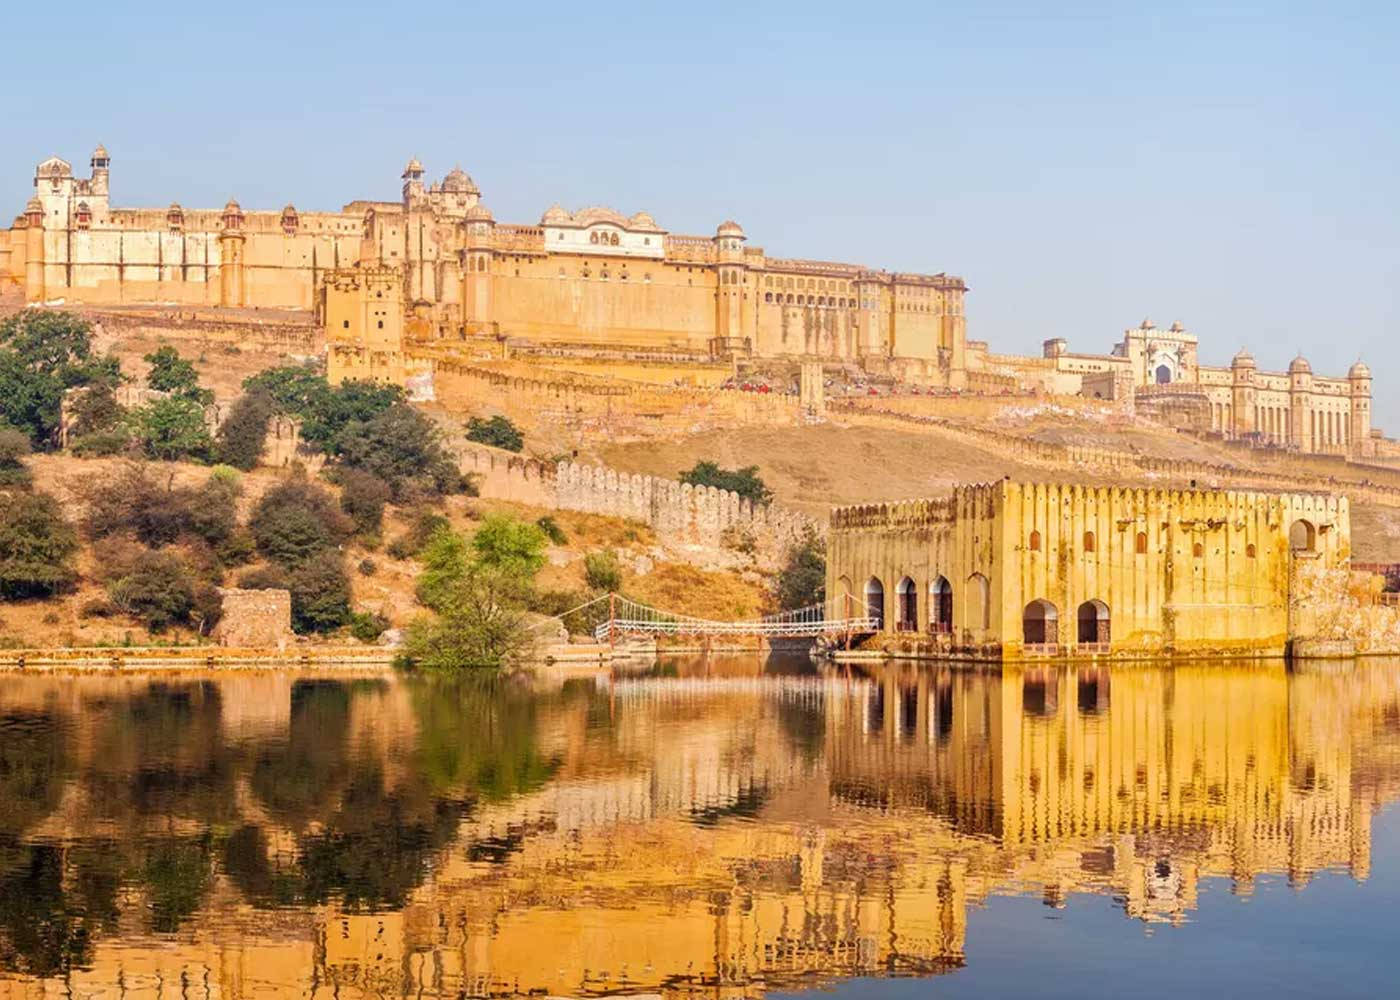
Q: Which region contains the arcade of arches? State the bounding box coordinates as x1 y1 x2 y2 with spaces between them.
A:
827 481 1350 660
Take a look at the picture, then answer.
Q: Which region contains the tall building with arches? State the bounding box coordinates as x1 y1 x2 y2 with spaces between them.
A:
827 480 1350 660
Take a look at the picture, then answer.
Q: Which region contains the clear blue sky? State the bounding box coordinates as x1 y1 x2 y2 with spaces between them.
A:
5 2 1398 424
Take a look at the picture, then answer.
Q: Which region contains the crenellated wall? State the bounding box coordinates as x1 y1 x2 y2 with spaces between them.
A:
454 443 815 561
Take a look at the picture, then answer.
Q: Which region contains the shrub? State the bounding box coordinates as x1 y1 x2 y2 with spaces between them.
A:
465 414 524 453
776 527 826 611
71 428 132 457
357 557 377 576
243 370 404 456
336 403 463 498
0 492 79 598
81 466 240 551
679 460 772 505
108 549 195 630
237 565 288 590
388 511 451 560
79 597 118 618
130 396 214 462
249 480 350 567
286 552 351 634
583 550 623 592
535 515 566 545
0 426 32 489
335 468 391 536
349 611 389 642
144 346 213 404
215 389 275 470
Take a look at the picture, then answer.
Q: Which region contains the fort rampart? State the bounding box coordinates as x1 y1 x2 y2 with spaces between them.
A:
454 443 815 560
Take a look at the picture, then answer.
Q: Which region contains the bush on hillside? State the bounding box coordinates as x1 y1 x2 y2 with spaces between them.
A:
0 426 33 489
107 549 196 631
583 550 622 592
249 480 350 567
471 513 547 578
387 510 452 560
336 403 464 499
679 460 772 505
286 552 352 634
465 415 524 453
215 389 275 470
535 515 566 545
334 467 392 537
67 380 125 437
81 466 239 551
399 564 535 671
0 491 79 598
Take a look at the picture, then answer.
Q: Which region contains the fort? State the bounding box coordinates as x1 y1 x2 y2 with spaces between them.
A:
826 480 1350 660
1 148 1376 460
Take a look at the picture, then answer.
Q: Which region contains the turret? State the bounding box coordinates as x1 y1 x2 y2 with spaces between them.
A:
401 157 425 205
1288 354 1312 450
281 203 299 235
219 199 246 307
713 221 748 358
23 197 44 302
462 204 495 327
1229 348 1256 439
89 144 110 199
1349 360 1372 457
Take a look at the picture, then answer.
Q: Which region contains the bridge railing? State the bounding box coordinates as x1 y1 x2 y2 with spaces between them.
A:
589 593 879 641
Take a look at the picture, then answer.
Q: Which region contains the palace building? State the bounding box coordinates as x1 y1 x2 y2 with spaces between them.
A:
826 480 1349 660
0 149 1374 458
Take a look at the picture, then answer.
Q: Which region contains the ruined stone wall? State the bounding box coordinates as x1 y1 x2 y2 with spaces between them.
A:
85 306 320 353
212 588 292 648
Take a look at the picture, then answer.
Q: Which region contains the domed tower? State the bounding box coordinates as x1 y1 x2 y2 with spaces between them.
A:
401 157 425 206
462 203 495 329
713 220 747 357
219 198 246 308
1288 354 1313 451
22 197 45 303
1229 348 1256 440
1349 360 1372 458
89 144 110 201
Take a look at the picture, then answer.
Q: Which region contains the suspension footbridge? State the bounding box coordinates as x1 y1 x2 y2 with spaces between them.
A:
549 593 880 642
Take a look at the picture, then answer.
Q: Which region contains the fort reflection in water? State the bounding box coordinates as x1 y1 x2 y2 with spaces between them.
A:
1 656 1399 997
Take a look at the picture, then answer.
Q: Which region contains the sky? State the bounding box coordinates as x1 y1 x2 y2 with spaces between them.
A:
4 1 1398 423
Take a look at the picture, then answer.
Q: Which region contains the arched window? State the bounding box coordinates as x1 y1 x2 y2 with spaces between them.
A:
1023 599 1059 646
1083 531 1095 553
1246 543 1257 558
1155 364 1172 384
1077 600 1110 646
1192 542 1204 558
1029 530 1042 552
929 575 953 634
1290 519 1317 554
895 576 917 632
864 577 885 629
1135 531 1148 554
764 292 772 303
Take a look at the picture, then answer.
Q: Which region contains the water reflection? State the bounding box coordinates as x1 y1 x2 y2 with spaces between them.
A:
0 656 1397 995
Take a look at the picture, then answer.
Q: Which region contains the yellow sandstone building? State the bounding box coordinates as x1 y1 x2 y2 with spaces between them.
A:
2 149 1374 457
827 480 1349 659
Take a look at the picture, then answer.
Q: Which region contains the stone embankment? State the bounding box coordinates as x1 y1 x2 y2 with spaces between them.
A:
0 646 393 672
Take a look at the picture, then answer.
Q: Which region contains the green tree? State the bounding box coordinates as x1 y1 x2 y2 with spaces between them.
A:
130 396 214 462
335 467 391 537
144 346 212 403
680 460 772 505
465 414 524 452
337 403 462 497
303 380 404 454
471 513 547 578
0 310 120 447
66 379 125 437
0 492 79 598
215 389 275 470
286 552 352 633
775 527 826 610
401 564 536 671
107 549 196 630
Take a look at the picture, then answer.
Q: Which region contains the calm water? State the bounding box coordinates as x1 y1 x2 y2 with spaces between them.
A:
1 656 1399 998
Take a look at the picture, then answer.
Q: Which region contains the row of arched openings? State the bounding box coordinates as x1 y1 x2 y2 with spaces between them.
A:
862 574 988 633
1022 599 1110 646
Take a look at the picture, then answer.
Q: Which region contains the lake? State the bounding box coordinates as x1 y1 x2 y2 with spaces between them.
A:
1 655 1398 998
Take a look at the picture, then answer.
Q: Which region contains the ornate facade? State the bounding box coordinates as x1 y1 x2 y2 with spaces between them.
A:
827 480 1350 659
